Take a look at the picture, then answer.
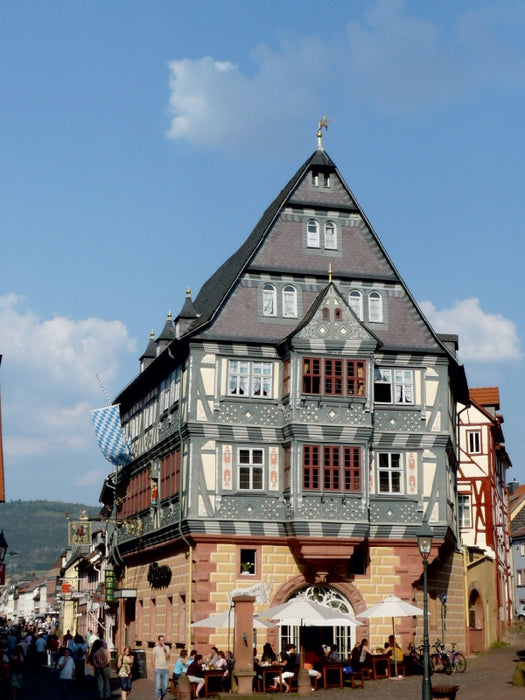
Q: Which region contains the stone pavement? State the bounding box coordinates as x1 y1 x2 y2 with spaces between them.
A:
14 640 525 700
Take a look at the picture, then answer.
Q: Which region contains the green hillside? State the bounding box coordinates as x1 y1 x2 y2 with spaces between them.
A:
0 500 101 579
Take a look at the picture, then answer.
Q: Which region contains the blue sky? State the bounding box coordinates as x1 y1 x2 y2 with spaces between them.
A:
1 0 523 506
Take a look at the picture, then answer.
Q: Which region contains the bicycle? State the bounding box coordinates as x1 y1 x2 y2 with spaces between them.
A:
408 641 433 675
444 642 467 674
430 640 451 673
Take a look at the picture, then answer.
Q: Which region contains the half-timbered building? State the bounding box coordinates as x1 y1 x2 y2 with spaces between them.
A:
106 131 469 668
457 387 513 653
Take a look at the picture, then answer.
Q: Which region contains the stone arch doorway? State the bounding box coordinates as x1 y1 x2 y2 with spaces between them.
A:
467 587 484 653
275 584 361 660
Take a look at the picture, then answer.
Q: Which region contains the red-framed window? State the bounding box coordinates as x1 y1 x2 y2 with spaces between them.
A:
160 450 181 499
302 357 366 397
303 445 362 492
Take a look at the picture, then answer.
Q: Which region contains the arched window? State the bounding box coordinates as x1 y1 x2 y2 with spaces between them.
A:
349 290 363 320
322 307 330 320
282 285 297 318
368 291 383 322
262 284 276 317
307 219 320 247
334 307 342 321
324 220 337 249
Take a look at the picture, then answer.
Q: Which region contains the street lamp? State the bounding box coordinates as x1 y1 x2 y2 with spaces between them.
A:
417 521 433 700
0 530 8 562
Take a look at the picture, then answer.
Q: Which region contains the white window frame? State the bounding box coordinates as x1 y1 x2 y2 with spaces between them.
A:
323 173 330 188
368 290 383 322
520 543 525 557
324 220 337 249
374 368 414 405
238 447 264 491
377 452 403 494
467 430 482 455
227 360 273 398
312 171 319 187
282 285 297 318
458 494 472 528
262 283 276 317
307 219 320 247
349 290 363 320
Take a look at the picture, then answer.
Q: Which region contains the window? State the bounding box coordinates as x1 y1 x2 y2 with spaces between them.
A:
458 494 472 528
238 448 263 490
303 445 361 492
262 284 276 317
374 368 414 404
517 570 524 586
334 307 342 321
349 290 363 320
228 360 272 398
323 173 330 188
322 307 330 320
368 291 383 322
324 221 337 249
307 219 320 247
282 285 297 317
378 453 403 494
520 543 525 557
240 548 256 576
467 430 481 454
312 171 319 187
303 358 366 397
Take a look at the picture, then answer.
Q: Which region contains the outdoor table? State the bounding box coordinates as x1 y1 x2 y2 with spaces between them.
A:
258 664 283 691
203 670 225 697
371 654 390 679
322 664 343 688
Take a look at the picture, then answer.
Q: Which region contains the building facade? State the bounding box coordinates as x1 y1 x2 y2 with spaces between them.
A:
457 387 513 653
106 135 469 666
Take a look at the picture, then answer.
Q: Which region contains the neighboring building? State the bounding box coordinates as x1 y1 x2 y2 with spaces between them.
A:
104 131 470 667
509 482 525 616
457 387 513 653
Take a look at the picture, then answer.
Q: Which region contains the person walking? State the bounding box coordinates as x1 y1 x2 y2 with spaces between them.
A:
72 633 88 684
117 646 134 700
57 648 75 699
90 639 111 700
152 634 170 700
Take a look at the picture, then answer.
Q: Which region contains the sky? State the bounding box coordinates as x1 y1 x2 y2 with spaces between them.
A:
0 0 524 507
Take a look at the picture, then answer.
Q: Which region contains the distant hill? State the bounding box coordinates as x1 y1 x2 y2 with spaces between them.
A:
0 500 101 580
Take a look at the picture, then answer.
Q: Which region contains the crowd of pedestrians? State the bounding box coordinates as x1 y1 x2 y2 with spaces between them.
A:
0 622 120 700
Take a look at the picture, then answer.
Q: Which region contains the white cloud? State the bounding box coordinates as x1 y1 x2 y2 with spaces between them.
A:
420 298 521 362
166 1 525 149
0 294 137 501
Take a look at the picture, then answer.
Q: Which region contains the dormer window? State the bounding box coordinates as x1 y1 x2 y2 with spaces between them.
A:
282 285 297 318
322 307 330 320
369 291 383 322
349 290 363 320
323 173 330 188
334 308 342 321
324 221 337 249
262 284 276 317
312 171 319 187
307 219 320 248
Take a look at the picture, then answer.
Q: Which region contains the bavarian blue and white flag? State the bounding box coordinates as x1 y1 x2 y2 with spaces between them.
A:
91 404 132 467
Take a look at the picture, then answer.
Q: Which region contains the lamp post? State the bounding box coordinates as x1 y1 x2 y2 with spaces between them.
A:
0 530 7 562
417 521 433 700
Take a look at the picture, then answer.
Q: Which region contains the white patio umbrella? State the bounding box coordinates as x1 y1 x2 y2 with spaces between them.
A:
261 597 362 669
357 595 423 677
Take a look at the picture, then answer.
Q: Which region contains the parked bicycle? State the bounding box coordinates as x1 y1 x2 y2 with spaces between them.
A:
408 641 433 675
444 642 467 674
430 640 467 674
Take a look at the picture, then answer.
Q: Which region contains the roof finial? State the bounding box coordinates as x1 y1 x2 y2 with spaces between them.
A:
328 262 332 282
317 115 332 149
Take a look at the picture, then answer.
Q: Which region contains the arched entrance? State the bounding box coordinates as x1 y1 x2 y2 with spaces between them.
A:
277 584 359 659
467 588 484 653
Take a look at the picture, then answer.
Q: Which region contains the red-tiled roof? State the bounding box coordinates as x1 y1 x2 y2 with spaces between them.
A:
470 387 500 410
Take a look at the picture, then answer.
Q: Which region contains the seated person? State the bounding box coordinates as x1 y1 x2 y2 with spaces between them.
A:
187 653 205 698
268 644 298 692
303 648 322 683
350 638 372 672
327 644 340 663
173 649 189 682
384 635 404 664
